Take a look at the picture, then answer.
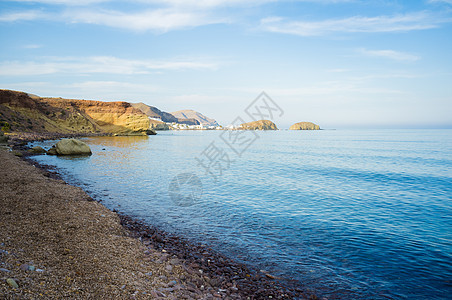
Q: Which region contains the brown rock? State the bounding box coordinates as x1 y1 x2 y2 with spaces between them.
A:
289 121 320 130
239 120 278 130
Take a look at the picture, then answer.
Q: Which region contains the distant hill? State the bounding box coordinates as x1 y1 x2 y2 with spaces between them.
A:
131 102 178 123
171 109 219 127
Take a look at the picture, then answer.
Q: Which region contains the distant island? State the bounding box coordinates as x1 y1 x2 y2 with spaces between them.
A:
289 122 320 130
239 120 278 130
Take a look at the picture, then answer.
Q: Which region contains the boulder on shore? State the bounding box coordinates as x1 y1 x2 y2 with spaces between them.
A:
289 122 320 130
54 139 92 156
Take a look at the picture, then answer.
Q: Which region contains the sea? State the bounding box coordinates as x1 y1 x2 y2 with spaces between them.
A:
30 129 452 299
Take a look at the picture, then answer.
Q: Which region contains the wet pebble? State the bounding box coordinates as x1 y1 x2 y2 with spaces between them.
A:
0 268 11 272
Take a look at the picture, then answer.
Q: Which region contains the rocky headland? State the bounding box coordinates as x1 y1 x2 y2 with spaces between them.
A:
0 90 155 136
239 120 278 130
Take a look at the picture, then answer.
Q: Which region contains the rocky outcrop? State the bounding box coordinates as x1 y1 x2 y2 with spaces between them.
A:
54 138 92 156
240 120 278 130
0 90 152 136
289 122 320 130
171 109 219 127
149 120 170 131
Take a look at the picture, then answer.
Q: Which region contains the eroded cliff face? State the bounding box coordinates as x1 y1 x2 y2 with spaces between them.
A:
149 119 170 130
289 122 320 130
0 90 151 135
240 120 278 130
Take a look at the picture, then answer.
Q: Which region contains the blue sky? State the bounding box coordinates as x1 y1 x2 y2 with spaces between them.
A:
1 0 451 128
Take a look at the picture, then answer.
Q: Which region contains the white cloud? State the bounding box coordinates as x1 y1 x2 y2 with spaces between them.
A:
23 44 43 49
261 12 450 36
9 0 109 5
0 10 43 22
66 8 223 32
428 0 452 4
0 56 219 76
359 49 420 62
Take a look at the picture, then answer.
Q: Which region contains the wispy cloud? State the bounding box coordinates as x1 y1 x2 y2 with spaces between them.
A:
8 0 109 5
428 0 452 4
359 48 420 62
23 44 43 49
0 10 44 22
66 8 224 32
0 56 219 76
261 12 450 36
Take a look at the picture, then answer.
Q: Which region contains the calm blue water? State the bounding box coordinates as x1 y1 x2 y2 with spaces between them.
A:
31 130 452 299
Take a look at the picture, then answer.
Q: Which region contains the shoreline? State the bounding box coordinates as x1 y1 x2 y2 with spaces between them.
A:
1 134 317 299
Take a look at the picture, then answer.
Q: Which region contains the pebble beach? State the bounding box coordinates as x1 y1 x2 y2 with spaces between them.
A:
0 138 312 299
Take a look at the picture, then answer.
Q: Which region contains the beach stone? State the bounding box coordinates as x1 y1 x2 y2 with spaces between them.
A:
20 264 29 271
6 278 19 288
0 268 11 272
30 146 46 154
46 147 57 155
54 139 92 156
12 151 23 157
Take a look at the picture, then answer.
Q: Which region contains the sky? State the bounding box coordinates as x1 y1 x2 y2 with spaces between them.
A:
1 0 451 129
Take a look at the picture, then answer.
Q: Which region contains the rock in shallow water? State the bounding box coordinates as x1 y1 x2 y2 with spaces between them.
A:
30 146 46 154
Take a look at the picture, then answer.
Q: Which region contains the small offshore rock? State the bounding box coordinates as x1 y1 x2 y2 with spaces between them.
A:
6 278 19 288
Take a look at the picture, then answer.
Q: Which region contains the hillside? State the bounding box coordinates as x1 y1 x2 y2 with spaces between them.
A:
240 120 278 130
0 90 153 136
132 103 200 126
171 109 219 127
131 102 178 123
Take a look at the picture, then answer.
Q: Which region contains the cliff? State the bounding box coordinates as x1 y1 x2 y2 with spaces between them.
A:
289 122 320 130
240 120 278 130
171 109 219 127
0 90 152 136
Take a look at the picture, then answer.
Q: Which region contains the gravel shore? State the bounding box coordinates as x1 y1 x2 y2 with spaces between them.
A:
0 142 315 299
